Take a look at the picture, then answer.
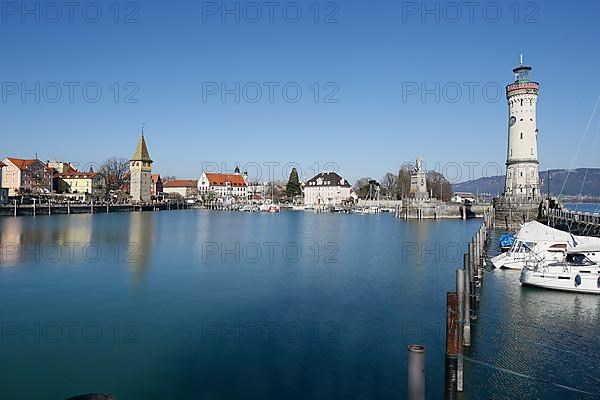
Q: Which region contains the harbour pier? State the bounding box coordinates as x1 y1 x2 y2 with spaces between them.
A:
0 201 190 217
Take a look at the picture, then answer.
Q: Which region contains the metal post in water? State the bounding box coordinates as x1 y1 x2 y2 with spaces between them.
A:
462 254 471 346
408 344 425 400
456 269 465 391
444 292 459 400
468 242 477 320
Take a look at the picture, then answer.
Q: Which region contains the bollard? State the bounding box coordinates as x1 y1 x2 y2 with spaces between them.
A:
444 292 459 400
408 344 426 400
14 200 17 217
456 269 465 391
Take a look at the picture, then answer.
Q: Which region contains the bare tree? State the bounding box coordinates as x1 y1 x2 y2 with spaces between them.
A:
381 172 397 199
99 158 129 193
396 166 412 199
426 171 453 202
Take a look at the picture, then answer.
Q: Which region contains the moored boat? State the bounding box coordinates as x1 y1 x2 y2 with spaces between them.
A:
520 252 600 294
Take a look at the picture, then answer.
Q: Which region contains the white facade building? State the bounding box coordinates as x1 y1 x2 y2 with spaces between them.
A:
504 57 540 200
304 172 352 207
198 169 247 200
163 180 198 198
0 161 8 204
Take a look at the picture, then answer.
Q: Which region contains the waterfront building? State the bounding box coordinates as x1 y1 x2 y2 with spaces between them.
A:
246 181 271 202
47 160 77 174
504 56 540 200
54 169 106 197
1 157 53 196
451 192 476 204
163 180 199 198
129 132 153 202
198 168 248 200
303 172 352 207
151 174 163 197
0 161 8 204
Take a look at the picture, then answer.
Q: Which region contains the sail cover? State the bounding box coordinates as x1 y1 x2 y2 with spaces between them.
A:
515 221 576 244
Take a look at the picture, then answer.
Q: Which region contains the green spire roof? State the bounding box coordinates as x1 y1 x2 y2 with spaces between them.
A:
131 133 152 162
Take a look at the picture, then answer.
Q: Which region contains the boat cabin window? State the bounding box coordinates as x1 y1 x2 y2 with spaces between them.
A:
566 253 594 265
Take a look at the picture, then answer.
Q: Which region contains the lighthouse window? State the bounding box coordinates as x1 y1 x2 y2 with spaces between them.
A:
520 132 523 139
520 99 523 106
531 148 534 155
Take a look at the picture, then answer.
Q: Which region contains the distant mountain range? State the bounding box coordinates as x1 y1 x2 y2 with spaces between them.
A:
453 168 600 197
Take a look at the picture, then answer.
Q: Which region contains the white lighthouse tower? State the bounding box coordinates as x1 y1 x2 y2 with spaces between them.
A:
504 55 540 200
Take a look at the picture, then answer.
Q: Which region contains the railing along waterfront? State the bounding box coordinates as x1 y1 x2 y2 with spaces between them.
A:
547 208 600 237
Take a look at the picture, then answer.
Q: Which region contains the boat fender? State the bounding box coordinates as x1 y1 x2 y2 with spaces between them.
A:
575 274 582 287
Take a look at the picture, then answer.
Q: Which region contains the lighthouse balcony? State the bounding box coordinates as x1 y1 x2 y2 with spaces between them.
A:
506 81 539 94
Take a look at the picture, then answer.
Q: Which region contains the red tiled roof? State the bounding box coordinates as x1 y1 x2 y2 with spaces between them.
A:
163 180 198 188
205 173 247 187
5 158 42 170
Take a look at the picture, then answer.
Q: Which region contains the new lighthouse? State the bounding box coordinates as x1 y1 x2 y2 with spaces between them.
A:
504 56 540 200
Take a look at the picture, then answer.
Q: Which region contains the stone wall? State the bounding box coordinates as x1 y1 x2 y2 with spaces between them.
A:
493 197 541 230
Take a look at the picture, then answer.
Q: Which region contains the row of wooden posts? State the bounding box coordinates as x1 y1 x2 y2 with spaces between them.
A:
7 200 188 217
407 206 495 400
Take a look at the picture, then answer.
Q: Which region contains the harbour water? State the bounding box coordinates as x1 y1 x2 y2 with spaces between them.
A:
564 203 600 214
468 228 600 399
0 211 598 399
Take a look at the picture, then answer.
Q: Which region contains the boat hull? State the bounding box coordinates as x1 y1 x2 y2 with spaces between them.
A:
520 268 600 294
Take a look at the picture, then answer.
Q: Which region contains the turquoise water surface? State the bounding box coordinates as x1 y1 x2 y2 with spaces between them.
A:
1 210 599 399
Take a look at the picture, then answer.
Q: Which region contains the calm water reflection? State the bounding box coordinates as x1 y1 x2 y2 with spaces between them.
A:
0 210 482 399
2 211 596 399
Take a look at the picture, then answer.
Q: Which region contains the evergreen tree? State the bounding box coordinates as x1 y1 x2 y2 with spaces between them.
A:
286 168 302 199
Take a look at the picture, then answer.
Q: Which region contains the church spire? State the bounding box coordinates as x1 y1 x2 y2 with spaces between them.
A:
131 129 153 162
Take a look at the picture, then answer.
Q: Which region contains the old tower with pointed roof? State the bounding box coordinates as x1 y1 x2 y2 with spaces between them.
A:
130 131 153 202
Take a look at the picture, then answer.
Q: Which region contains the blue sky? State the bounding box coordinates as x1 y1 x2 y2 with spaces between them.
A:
1 0 599 184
